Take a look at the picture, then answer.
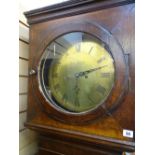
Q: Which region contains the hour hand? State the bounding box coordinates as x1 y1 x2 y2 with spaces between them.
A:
74 79 80 106
75 65 107 78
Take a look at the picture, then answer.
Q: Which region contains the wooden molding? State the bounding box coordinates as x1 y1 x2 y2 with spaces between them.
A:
24 0 134 24
25 122 135 152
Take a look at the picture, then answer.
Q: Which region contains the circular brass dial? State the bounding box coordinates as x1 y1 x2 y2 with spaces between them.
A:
39 32 115 113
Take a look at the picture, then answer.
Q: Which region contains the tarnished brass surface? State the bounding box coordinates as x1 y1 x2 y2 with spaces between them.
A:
46 38 115 112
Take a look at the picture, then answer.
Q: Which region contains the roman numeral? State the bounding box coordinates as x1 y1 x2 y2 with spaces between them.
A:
101 72 111 78
96 85 106 94
87 95 95 105
74 96 80 106
88 46 93 54
62 93 68 101
97 56 106 64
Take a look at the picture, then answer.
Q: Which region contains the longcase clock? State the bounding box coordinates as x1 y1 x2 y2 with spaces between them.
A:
24 0 135 154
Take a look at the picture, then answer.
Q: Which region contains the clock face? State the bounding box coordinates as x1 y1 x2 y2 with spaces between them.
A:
38 32 115 113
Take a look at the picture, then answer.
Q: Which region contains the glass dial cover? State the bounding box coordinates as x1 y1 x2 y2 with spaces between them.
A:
38 32 115 113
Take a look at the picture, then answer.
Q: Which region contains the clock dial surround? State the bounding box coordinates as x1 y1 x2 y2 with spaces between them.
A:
33 22 128 124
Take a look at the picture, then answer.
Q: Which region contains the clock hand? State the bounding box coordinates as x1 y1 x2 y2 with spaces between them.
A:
74 78 80 106
75 65 107 78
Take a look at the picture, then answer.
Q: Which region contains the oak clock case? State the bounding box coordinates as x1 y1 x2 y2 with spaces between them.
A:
34 23 127 124
25 1 135 154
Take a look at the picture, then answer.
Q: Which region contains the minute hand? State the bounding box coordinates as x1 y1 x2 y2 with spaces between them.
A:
76 65 107 78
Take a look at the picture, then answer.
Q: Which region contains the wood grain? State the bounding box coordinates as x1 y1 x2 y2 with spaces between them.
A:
24 0 134 25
